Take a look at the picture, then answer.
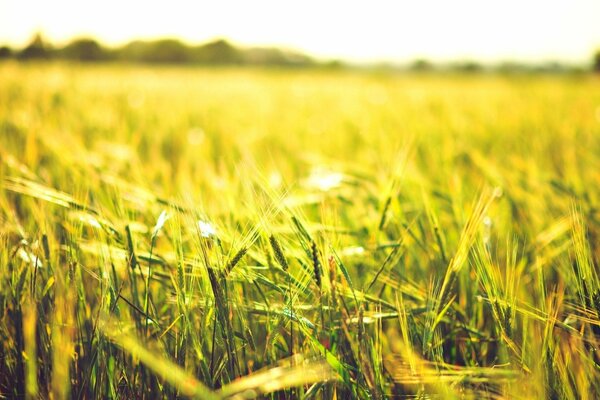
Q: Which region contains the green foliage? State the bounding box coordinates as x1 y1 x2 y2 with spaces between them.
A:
0 64 599 398
5 34 315 66
59 38 107 62
410 58 434 71
17 33 51 60
0 45 12 59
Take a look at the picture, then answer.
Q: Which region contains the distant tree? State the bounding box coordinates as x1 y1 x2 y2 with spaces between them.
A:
243 46 314 67
534 61 566 74
192 39 242 64
18 33 51 60
115 41 145 62
117 39 190 63
453 61 483 72
410 59 434 71
141 39 190 63
594 50 600 72
324 59 344 69
497 61 528 74
0 46 12 59
60 38 107 61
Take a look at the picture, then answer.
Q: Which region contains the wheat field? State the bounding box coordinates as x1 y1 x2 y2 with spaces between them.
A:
1 62 600 398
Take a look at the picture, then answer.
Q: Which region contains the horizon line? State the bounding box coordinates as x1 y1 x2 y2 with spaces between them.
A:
1 32 597 67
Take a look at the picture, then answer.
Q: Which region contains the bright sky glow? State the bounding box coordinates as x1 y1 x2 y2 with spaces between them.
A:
1 0 599 63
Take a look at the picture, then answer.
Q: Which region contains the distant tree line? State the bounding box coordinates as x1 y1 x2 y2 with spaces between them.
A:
1 34 599 72
408 57 600 74
0 33 318 67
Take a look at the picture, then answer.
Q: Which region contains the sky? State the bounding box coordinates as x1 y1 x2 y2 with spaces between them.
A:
1 0 599 63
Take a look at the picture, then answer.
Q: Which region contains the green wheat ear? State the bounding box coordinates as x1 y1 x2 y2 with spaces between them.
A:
269 234 288 270
311 240 322 290
225 246 247 275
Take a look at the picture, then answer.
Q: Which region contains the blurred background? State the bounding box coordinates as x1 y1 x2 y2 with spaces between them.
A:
1 0 600 71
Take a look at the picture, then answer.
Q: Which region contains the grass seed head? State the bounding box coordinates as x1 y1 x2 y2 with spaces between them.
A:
226 247 248 274
311 240 322 290
269 234 288 271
